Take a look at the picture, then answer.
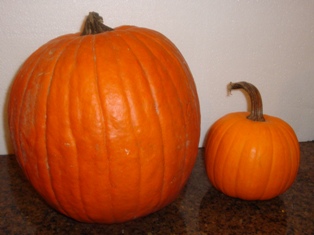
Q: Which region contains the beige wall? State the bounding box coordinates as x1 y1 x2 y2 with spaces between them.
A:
1 1 314 154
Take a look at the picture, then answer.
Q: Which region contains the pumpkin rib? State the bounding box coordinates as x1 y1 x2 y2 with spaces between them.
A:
233 122 248 199
238 121 274 200
284 126 300 186
279 125 296 195
233 129 246 199
231 121 249 198
135 31 189 208
93 31 165 220
41 37 82 215
129 30 188 192
275 119 300 184
140 31 194 205
137 28 198 98
15 50 45 172
10 35 77 174
285 134 300 191
259 123 275 200
15 38 72 212
116 32 167 211
269 123 290 197
76 39 94 222
134 30 190 189
17 52 46 179
15 41 61 174
72 35 121 222
105 33 143 219
72 36 89 221
91 35 116 222
277 120 299 196
205 116 229 188
224 119 248 197
213 115 243 193
33 40 69 210
205 116 229 189
65 36 95 221
244 121 280 200
44 37 82 217
211 116 234 192
272 121 296 195
137 29 199 192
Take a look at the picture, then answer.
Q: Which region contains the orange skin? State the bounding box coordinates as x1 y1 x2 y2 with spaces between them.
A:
8 24 200 223
205 112 300 200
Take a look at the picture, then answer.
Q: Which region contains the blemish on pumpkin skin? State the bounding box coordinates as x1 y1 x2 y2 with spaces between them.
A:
37 72 51 77
154 104 159 114
48 49 56 56
46 160 50 170
124 149 130 155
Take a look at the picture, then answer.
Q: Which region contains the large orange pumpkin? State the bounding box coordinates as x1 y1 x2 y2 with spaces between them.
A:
205 81 300 200
8 12 200 223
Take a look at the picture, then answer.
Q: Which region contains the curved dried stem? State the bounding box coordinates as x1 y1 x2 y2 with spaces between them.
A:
229 81 265 122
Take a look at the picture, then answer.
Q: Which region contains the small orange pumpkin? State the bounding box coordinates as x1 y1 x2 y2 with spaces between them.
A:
8 12 200 223
205 81 300 200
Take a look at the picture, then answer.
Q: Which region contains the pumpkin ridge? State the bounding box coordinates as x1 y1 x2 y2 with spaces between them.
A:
19 59 44 177
14 47 48 170
71 36 87 221
268 124 291 197
259 124 275 200
66 36 95 221
237 123 269 199
271 122 296 196
153 36 199 188
132 31 190 189
104 33 143 218
14 38 68 172
16 38 72 213
123 31 167 210
283 130 299 193
136 28 197 94
133 31 195 207
78 35 128 222
205 117 229 187
136 33 189 185
44 37 82 217
232 122 254 198
115 32 168 210
205 118 224 188
91 35 116 222
276 120 300 186
221 119 247 196
274 117 300 163
212 116 242 192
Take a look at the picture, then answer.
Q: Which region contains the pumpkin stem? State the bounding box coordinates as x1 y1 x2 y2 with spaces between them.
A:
81 12 113 36
229 81 265 122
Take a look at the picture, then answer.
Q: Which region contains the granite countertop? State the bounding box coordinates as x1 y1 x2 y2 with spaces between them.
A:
1 142 313 234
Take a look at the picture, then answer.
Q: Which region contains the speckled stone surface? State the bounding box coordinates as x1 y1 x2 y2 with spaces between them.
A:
1 142 313 234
